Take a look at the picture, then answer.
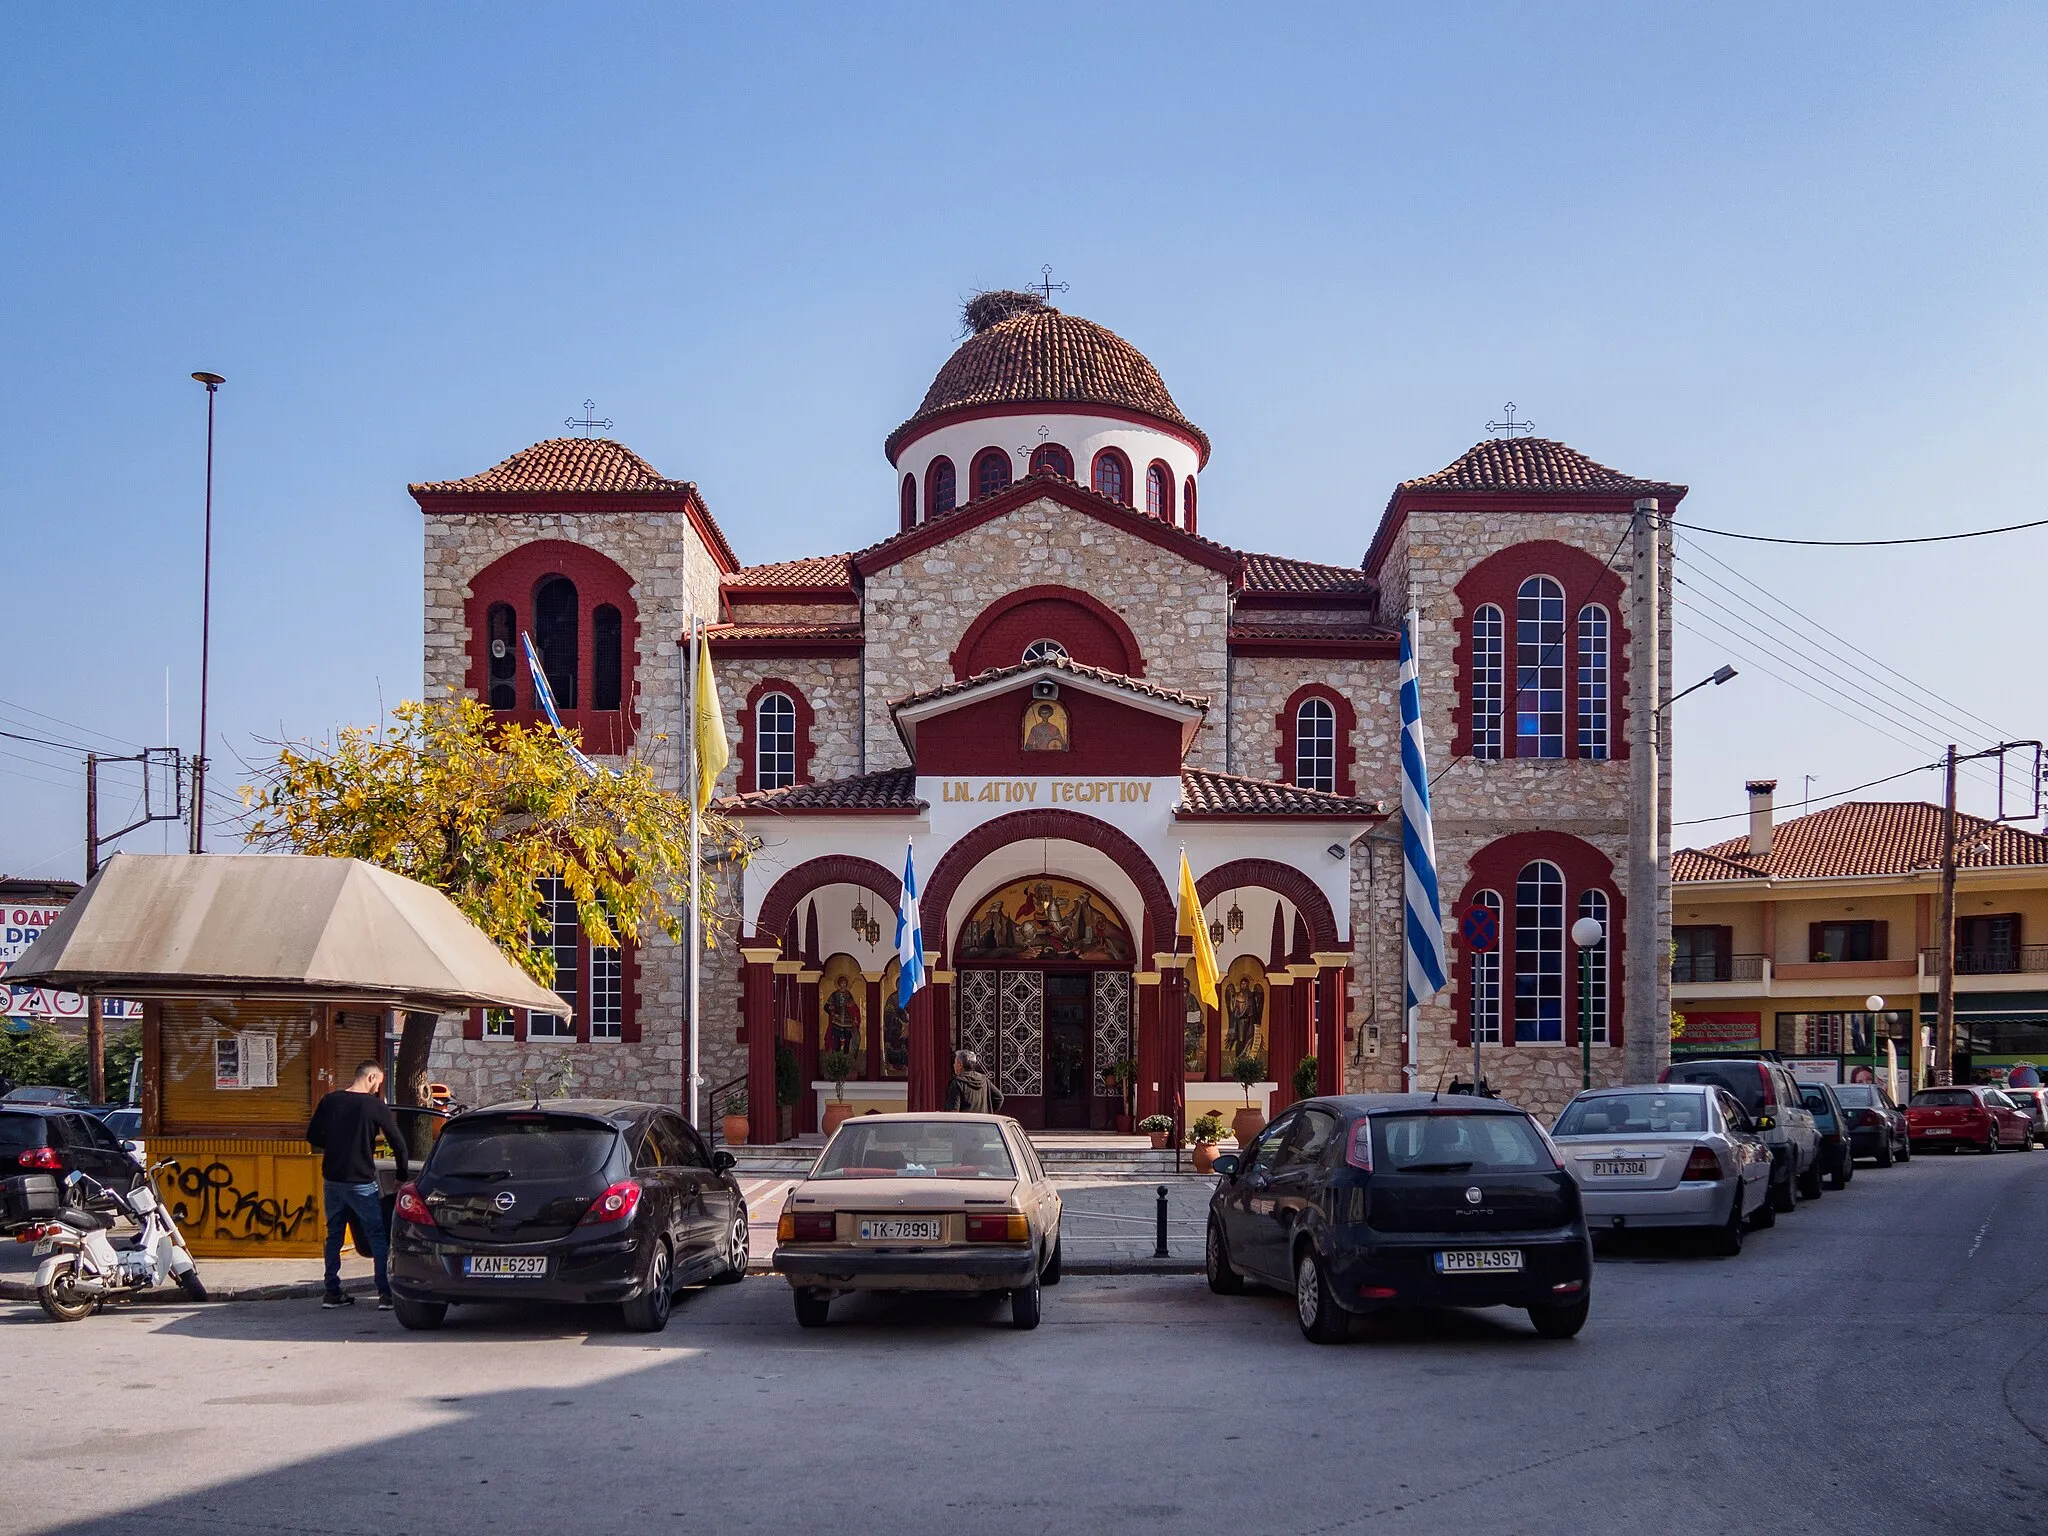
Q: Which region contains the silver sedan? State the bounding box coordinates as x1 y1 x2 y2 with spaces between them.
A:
1551 1084 1774 1254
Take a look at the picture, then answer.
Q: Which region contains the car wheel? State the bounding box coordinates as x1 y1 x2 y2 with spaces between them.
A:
1710 1189 1745 1256
1040 1231 1062 1286
1828 1154 1851 1190
793 1288 830 1328
1797 1157 1824 1200
392 1296 447 1331
711 1207 749 1284
1010 1277 1042 1330
1747 1187 1776 1229
1528 1296 1590 1339
1875 1137 1894 1168
1294 1246 1347 1344
620 1241 673 1333
1770 1164 1797 1212
1984 1127 2001 1155
1206 1218 1245 1295
1896 1136 1912 1163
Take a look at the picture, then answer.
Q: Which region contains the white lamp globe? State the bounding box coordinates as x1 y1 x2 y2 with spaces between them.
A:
1865 994 1885 1012
1570 917 1604 948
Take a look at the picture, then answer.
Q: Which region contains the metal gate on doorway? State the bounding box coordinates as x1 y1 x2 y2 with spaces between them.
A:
956 969 1130 1129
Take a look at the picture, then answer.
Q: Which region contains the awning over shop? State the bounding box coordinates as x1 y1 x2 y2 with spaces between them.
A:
7 853 569 1018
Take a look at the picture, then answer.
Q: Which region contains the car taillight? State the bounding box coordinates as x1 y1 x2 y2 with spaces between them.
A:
781 1210 834 1242
1859 1109 1884 1128
1757 1065 1776 1107
578 1179 642 1226
965 1212 1028 1242
393 1182 436 1227
1682 1147 1722 1181
16 1147 60 1170
1345 1120 1373 1172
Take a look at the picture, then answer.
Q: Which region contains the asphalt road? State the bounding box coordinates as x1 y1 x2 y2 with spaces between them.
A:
5 1149 2046 1536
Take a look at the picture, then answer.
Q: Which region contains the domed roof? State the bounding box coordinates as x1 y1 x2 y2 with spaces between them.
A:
885 292 1208 463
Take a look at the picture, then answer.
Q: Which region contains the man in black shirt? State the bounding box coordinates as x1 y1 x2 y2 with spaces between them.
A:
305 1060 408 1310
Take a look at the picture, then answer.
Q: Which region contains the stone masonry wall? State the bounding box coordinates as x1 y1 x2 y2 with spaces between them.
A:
1228 654 1401 796
705 654 863 799
860 497 1233 772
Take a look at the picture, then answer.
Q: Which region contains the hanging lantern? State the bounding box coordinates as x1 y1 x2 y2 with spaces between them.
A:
1226 898 1244 936
849 897 869 936
1208 918 1225 946
865 918 883 946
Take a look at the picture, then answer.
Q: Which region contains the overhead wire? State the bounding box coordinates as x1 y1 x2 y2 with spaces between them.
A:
0 697 143 753
1672 759 1942 829
1668 513 2048 547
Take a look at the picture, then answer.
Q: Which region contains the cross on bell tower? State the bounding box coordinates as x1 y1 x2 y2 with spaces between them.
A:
1030 265 1068 302
566 400 613 438
1486 403 1535 438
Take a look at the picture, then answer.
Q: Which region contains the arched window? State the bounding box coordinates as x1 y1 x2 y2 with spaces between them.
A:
1470 889 1504 1044
927 457 956 517
900 473 917 531
1514 576 1565 758
1513 859 1565 1043
1294 697 1337 792
1021 638 1068 664
755 691 798 791
486 602 517 711
1183 476 1198 533
1146 463 1170 519
592 604 622 712
1576 604 1609 761
1029 443 1073 478
529 875 579 1038
1577 889 1609 1045
1092 448 1132 505
973 448 1012 500
1470 603 1504 760
532 576 579 710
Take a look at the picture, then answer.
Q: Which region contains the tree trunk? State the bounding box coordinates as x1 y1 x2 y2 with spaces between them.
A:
395 1011 439 1108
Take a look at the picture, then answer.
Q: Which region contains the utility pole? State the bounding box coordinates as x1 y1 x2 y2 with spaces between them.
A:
190 371 225 853
1934 743 1960 1087
1624 498 1663 1083
84 754 104 1103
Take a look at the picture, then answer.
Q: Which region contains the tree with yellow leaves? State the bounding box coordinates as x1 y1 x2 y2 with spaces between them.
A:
243 697 745 1103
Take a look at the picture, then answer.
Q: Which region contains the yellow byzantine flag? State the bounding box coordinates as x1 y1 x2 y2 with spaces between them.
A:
1177 851 1220 1010
692 637 729 811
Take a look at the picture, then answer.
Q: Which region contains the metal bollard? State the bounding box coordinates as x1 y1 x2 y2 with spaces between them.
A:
1154 1184 1169 1258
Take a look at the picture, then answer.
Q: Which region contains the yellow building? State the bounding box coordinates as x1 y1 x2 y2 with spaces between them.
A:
1672 782 2048 1090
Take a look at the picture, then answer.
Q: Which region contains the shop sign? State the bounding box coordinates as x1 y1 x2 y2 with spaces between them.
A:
3 904 140 1021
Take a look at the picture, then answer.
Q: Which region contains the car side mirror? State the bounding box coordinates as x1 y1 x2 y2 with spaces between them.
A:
121 1140 141 1155
712 1150 736 1173
1210 1153 1240 1178
1755 1115 1775 1132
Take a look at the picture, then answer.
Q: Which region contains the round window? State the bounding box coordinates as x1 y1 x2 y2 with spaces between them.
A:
1022 639 1068 664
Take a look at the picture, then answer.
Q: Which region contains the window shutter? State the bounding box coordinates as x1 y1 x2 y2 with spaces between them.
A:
1808 922 1826 961
464 1008 483 1041
1872 920 1889 962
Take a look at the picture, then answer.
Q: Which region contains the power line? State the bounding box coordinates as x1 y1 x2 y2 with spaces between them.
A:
1674 760 1942 829
1669 513 2048 547
0 697 143 753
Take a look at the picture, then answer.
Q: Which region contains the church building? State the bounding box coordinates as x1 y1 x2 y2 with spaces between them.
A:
414 288 1679 1132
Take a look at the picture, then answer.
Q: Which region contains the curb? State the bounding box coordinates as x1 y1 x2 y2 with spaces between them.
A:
0 1277 381 1305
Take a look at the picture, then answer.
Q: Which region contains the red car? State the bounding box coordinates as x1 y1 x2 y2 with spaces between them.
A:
1904 1086 2035 1154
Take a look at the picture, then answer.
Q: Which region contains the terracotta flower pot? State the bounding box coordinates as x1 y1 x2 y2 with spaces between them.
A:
822 1101 854 1136
1148 1131 1169 1150
1233 1106 1266 1147
721 1114 749 1147
1191 1142 1220 1173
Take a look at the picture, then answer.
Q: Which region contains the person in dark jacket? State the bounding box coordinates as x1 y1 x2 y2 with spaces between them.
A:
305 1060 408 1310
945 1051 1004 1114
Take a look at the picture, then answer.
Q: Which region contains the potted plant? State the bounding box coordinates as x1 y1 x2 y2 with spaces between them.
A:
819 1049 857 1135
1230 1052 1267 1147
1138 1112 1174 1150
720 1084 749 1148
1188 1110 1227 1173
1108 1056 1140 1132
1292 1054 1319 1101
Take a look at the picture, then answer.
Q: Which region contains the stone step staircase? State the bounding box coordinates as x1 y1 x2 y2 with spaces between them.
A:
720 1133 1201 1180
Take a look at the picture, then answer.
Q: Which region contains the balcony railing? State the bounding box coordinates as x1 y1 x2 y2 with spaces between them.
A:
1671 953 1766 984
1918 945 2048 976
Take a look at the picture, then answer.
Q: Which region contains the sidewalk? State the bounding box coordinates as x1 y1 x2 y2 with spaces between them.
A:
0 1237 382 1303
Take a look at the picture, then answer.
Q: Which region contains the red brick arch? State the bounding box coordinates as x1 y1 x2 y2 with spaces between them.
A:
922 809 1175 965
1193 857 1341 951
949 585 1146 679
754 855 902 947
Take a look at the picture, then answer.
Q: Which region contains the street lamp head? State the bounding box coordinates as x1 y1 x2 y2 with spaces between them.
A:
191 371 226 388
1866 994 1885 1012
1570 916 1604 948
1711 665 1737 686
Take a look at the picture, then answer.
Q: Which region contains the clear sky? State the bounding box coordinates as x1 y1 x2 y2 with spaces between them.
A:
5 4 2045 878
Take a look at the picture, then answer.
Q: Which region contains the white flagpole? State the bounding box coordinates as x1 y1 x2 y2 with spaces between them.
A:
687 616 703 1128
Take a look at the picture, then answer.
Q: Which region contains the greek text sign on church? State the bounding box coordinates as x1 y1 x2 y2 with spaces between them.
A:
415 288 1679 1132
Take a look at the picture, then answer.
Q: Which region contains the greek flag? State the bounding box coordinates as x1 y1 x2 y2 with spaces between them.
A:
895 840 926 1008
1400 612 1448 1011
521 632 598 777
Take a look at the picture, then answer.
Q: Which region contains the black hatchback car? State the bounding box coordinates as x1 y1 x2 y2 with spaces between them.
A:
0 1105 144 1228
1206 1094 1593 1342
387 1099 748 1332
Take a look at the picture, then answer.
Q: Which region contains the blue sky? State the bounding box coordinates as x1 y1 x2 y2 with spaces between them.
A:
4 4 2045 877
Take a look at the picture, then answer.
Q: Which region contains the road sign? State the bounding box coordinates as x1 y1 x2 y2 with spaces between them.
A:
1459 904 1498 952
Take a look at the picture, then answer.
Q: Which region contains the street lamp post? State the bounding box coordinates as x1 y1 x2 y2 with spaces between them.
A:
1867 993 1886 1094
189 371 224 853
1572 915 1604 1090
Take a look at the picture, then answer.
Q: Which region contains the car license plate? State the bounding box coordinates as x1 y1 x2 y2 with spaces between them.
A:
1591 1159 1647 1177
858 1219 942 1243
1925 1128 1951 1136
1435 1248 1523 1273
463 1255 547 1278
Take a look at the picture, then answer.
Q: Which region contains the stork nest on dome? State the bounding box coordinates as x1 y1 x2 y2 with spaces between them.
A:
963 289 1049 334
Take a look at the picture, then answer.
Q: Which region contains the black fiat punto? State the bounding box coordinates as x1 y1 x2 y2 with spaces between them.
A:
1206 1093 1593 1342
388 1100 748 1332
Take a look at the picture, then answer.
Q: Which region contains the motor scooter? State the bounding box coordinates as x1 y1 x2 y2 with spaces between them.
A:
15 1163 206 1321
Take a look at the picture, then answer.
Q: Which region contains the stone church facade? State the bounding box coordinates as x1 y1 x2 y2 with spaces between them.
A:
414 289 1677 1129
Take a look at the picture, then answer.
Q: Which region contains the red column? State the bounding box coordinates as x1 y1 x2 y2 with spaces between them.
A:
1157 961 1187 1135
928 970 954 1107
795 969 821 1134
907 981 938 1112
741 947 780 1144
1135 974 1161 1120
1315 959 1346 1095
864 975 883 1082
1269 978 1302 1111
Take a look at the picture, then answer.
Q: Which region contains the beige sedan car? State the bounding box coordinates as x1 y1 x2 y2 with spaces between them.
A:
772 1112 1062 1330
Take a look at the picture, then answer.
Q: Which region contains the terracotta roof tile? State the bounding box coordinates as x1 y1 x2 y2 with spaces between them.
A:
725 554 855 590
411 438 697 496
1674 801 2048 883
893 654 1210 714
886 293 1207 460
1237 553 1376 598
704 621 865 643
719 767 921 815
1228 618 1399 644
1398 437 1686 498
1178 769 1385 819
